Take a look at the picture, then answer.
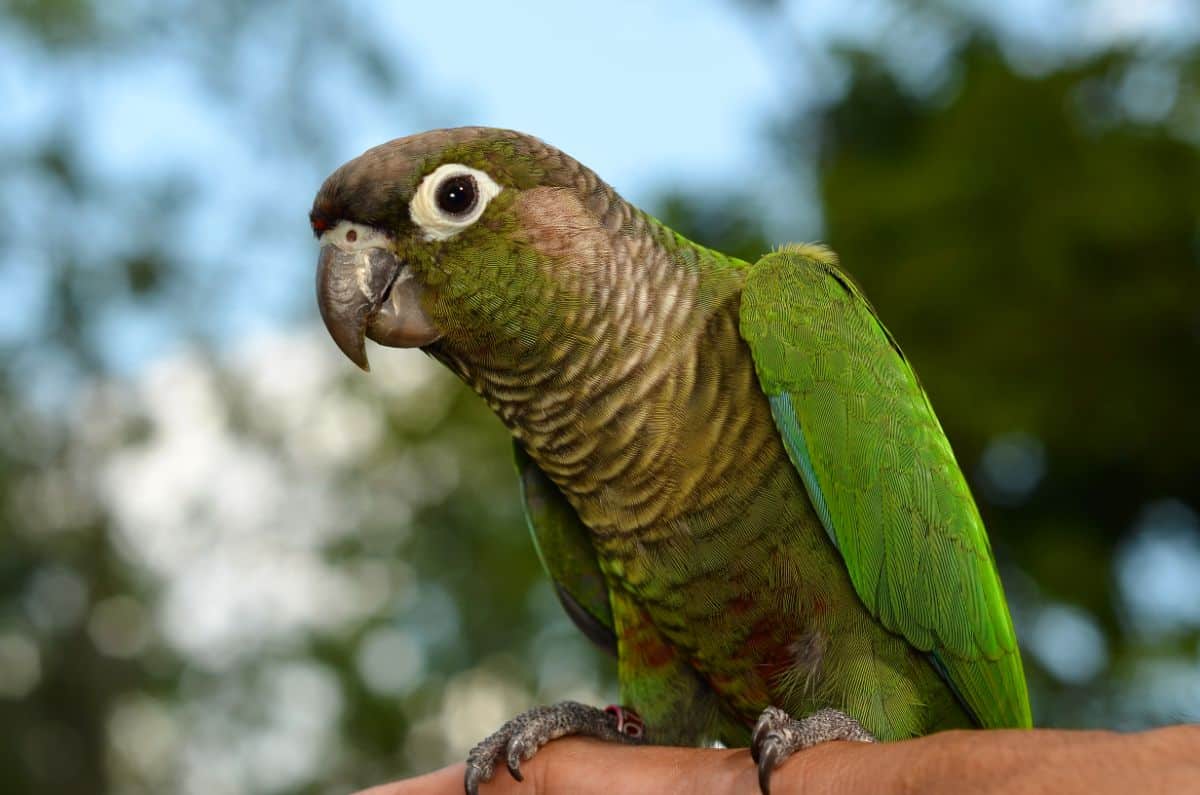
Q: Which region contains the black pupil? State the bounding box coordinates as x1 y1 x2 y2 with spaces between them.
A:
436 175 477 215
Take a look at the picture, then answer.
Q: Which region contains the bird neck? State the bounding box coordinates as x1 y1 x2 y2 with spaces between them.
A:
433 206 757 537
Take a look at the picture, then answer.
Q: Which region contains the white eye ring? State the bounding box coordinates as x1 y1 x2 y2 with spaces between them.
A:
319 221 389 252
410 163 502 241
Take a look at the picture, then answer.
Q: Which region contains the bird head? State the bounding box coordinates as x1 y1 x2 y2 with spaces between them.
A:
310 127 619 372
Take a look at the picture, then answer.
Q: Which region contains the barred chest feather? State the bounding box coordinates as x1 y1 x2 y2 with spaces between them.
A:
431 193 832 685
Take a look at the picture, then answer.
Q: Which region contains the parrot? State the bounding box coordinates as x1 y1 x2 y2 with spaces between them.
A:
309 127 1032 795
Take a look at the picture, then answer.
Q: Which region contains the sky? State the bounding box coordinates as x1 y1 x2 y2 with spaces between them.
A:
347 0 787 194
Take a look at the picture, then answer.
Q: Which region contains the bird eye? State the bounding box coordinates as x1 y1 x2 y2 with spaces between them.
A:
410 163 502 241
435 175 477 216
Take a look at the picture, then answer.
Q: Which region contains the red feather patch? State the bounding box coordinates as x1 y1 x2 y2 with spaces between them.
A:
310 213 331 235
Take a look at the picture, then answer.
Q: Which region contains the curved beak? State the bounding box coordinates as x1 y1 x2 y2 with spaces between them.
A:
315 244 440 371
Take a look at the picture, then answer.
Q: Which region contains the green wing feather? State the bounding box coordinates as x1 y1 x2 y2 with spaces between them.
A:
514 443 616 655
740 245 1031 729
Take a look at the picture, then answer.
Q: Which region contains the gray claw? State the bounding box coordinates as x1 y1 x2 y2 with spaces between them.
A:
461 701 639 795
750 706 875 795
463 763 487 795
464 734 503 795
506 747 524 782
756 740 781 795
749 708 776 764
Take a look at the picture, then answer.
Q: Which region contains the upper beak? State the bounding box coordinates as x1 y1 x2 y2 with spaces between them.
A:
315 243 440 371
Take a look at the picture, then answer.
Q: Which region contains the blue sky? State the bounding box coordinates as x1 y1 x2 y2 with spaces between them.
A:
350 0 786 196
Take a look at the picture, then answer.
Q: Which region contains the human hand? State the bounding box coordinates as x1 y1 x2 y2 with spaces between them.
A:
354 724 1200 795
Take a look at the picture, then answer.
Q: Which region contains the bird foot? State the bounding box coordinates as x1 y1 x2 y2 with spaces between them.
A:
464 701 645 795
751 706 875 795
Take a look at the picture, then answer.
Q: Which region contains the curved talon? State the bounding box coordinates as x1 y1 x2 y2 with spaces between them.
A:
751 706 783 765
462 701 645 794
750 721 766 764
464 764 486 795
756 739 781 795
465 736 504 795
506 747 525 782
750 706 877 795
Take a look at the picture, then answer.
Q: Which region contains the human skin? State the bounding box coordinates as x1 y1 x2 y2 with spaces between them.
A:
356 726 1200 795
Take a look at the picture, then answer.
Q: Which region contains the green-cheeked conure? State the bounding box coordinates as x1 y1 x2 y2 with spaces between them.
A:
310 127 1031 795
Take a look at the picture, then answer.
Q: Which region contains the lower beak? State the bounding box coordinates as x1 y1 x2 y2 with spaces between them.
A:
315 243 440 371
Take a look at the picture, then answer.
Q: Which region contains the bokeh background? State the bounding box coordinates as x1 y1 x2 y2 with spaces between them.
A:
3 0 1200 793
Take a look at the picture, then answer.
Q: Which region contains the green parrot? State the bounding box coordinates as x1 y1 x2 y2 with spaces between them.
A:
310 127 1031 794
